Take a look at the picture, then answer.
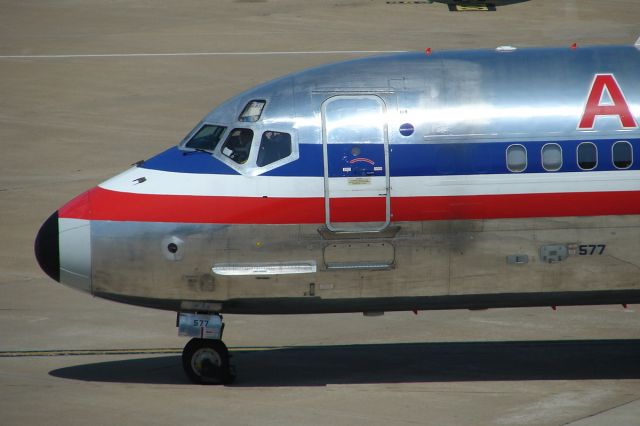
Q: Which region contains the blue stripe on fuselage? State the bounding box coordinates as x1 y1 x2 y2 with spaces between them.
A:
141 138 640 176
140 146 324 176
141 147 240 175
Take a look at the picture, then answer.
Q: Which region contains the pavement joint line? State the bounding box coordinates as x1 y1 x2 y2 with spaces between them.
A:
0 51 409 60
0 346 285 357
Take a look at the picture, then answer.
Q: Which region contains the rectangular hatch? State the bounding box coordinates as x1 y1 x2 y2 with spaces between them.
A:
323 242 395 270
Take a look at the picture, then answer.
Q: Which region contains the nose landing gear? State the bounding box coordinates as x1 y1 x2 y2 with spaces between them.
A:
178 312 235 384
182 338 235 384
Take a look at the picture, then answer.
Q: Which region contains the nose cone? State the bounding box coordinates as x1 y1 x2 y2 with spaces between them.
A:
35 211 60 282
35 193 92 293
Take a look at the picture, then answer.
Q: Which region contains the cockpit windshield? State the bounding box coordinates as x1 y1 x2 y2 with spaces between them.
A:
185 124 227 151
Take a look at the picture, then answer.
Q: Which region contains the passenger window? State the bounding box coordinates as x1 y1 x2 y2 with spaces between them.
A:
238 100 266 122
185 125 226 151
577 142 597 170
506 144 527 172
221 128 253 164
612 141 633 169
541 143 562 171
257 131 292 167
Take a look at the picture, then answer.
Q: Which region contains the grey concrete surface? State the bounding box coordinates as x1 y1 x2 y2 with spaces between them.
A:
2 0 640 424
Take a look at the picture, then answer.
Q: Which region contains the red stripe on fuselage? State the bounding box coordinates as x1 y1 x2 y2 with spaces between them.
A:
58 186 640 224
60 187 325 224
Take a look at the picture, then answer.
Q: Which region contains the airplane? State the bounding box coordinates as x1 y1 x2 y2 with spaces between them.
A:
387 1 530 12
35 40 640 384
427 0 530 12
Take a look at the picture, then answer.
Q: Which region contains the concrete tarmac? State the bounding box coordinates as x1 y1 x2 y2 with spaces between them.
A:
2 0 640 424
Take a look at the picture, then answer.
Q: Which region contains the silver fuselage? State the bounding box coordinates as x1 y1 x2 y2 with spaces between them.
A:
36 45 640 314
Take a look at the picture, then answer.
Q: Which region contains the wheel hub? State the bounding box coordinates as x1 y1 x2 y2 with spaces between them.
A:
191 347 222 377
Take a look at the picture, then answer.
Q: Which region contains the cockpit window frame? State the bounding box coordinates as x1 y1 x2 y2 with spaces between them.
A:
178 117 299 176
212 127 299 176
253 130 299 175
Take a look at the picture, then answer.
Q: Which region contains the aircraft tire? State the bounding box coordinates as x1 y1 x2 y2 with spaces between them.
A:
182 338 234 385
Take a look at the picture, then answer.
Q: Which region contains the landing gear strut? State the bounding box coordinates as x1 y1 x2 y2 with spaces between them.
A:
178 313 235 384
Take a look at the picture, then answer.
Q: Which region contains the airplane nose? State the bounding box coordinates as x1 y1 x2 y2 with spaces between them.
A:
35 193 92 293
34 211 60 282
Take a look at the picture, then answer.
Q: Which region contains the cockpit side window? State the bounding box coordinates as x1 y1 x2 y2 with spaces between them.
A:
185 125 227 151
221 128 254 164
257 131 292 167
238 100 266 122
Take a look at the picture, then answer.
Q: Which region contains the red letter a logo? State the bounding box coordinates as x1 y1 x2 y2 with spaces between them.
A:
578 74 638 130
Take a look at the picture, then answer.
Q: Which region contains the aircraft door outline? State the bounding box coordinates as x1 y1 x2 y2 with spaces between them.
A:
321 95 391 232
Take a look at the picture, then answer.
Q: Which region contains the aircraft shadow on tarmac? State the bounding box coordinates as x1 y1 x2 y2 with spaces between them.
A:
49 340 640 387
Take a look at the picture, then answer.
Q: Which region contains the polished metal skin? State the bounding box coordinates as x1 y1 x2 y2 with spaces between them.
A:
89 217 640 313
36 45 640 314
196 46 640 158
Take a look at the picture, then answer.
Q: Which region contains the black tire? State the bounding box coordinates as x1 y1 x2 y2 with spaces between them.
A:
182 338 234 385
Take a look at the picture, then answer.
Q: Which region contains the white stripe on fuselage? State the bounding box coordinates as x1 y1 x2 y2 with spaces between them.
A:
99 167 640 198
100 168 325 197
392 170 640 197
